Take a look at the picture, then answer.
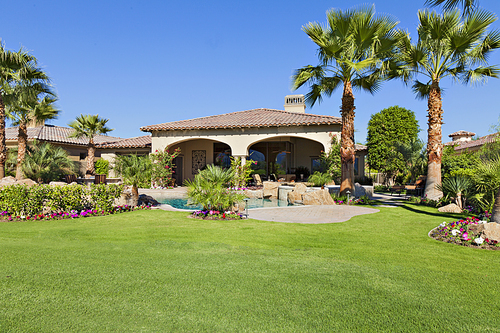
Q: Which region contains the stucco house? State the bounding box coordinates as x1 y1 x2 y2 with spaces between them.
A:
445 130 498 154
6 123 151 176
141 95 367 185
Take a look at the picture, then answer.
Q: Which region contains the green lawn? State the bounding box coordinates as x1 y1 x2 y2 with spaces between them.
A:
1 204 499 332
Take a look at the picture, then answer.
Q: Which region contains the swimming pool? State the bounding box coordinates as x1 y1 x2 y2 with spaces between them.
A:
157 197 292 210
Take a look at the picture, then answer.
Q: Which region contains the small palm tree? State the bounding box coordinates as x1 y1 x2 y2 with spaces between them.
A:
113 154 152 205
394 139 427 183
308 172 333 188
68 114 113 177
396 9 500 199
292 5 401 196
21 140 76 183
472 156 500 222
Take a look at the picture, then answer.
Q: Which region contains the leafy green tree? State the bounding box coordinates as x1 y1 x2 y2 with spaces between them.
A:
113 154 152 204
394 138 427 183
472 156 500 221
21 140 76 183
442 145 480 178
5 78 59 179
0 42 37 178
68 114 113 177
367 106 420 184
395 9 500 199
292 5 401 196
320 135 341 184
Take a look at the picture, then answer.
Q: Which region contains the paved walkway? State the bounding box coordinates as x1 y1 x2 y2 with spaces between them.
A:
247 205 380 224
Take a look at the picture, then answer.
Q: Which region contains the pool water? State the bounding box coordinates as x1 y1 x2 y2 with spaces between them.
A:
158 197 292 210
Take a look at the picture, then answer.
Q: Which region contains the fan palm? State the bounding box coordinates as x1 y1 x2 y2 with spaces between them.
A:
395 9 500 199
21 140 76 183
0 42 36 178
292 5 401 196
68 114 113 177
425 0 478 16
113 154 152 204
472 156 500 222
5 77 58 179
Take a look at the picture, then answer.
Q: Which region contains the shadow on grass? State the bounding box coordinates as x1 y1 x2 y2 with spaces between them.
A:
400 203 466 220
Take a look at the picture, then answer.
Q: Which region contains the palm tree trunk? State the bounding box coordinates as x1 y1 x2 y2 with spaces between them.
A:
424 80 443 200
339 81 356 196
0 93 7 179
132 185 139 207
491 187 500 223
86 139 96 178
15 122 28 180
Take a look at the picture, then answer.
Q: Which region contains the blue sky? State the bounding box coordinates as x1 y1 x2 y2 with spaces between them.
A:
1 0 499 143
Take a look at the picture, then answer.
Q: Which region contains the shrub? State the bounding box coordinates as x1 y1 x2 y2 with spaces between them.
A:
150 147 181 188
294 166 310 181
308 172 332 187
95 159 110 176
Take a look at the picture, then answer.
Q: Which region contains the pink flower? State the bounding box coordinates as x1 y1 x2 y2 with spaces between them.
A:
462 232 469 241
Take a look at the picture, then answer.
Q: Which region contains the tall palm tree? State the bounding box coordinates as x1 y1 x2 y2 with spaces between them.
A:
425 0 478 16
396 9 500 199
292 5 401 195
68 114 113 177
5 79 59 179
0 42 34 178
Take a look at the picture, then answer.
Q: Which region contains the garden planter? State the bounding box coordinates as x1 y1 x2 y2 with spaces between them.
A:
94 174 107 184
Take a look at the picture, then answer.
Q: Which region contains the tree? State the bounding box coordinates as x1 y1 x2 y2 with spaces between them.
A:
5 77 59 179
472 156 500 222
113 154 152 205
320 135 341 184
396 9 500 199
425 0 478 16
367 106 420 184
0 42 34 178
68 114 113 177
394 138 427 183
21 140 76 183
292 5 401 196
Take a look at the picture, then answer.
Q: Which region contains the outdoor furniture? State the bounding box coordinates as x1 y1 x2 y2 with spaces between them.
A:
389 185 405 196
404 176 427 197
252 174 263 186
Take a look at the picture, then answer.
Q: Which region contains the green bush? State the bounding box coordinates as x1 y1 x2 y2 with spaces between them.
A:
95 159 110 176
0 184 124 216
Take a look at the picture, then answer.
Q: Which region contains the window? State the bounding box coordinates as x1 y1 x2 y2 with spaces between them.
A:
79 152 87 160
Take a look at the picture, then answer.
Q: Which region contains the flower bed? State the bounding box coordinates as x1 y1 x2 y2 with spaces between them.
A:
0 205 150 222
429 216 500 250
190 210 243 220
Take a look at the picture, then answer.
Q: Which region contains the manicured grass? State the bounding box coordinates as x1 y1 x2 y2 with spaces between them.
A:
1 204 499 332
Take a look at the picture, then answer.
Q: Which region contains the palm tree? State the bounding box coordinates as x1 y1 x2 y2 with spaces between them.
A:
394 138 427 183
21 139 76 183
473 156 500 222
113 154 152 205
5 78 59 179
68 114 113 177
292 5 401 196
425 0 478 16
0 42 34 178
396 9 500 199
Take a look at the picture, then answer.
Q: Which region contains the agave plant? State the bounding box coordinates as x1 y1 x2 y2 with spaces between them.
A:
185 165 243 212
435 175 472 210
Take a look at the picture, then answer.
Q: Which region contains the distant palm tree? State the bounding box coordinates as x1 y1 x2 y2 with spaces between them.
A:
0 42 35 178
473 156 500 222
292 5 401 196
425 0 478 16
5 78 59 179
396 9 500 199
68 114 113 177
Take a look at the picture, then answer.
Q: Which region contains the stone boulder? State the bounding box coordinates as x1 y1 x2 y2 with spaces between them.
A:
263 181 279 199
114 186 137 207
354 183 366 198
438 203 462 214
0 176 18 187
302 189 335 206
244 189 263 199
477 222 500 242
138 194 160 207
231 200 246 213
17 178 37 186
287 183 309 204
49 181 68 186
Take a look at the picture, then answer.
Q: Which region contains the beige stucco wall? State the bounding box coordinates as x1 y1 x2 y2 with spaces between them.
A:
150 124 341 158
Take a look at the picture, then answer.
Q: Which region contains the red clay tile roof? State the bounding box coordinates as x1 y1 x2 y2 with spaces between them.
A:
355 144 367 151
447 133 498 151
140 108 342 132
449 130 476 137
97 135 151 148
5 125 150 149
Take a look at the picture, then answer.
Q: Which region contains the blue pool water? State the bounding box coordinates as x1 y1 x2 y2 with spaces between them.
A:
158 197 292 210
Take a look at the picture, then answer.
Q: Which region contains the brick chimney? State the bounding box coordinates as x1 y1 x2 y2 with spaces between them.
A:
284 95 305 113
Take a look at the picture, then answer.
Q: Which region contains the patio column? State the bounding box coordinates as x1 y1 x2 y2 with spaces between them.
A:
232 155 247 165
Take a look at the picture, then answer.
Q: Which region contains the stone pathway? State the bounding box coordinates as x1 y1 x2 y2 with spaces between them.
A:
246 205 379 224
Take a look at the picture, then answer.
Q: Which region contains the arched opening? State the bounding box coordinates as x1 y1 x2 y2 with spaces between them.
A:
248 136 324 181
